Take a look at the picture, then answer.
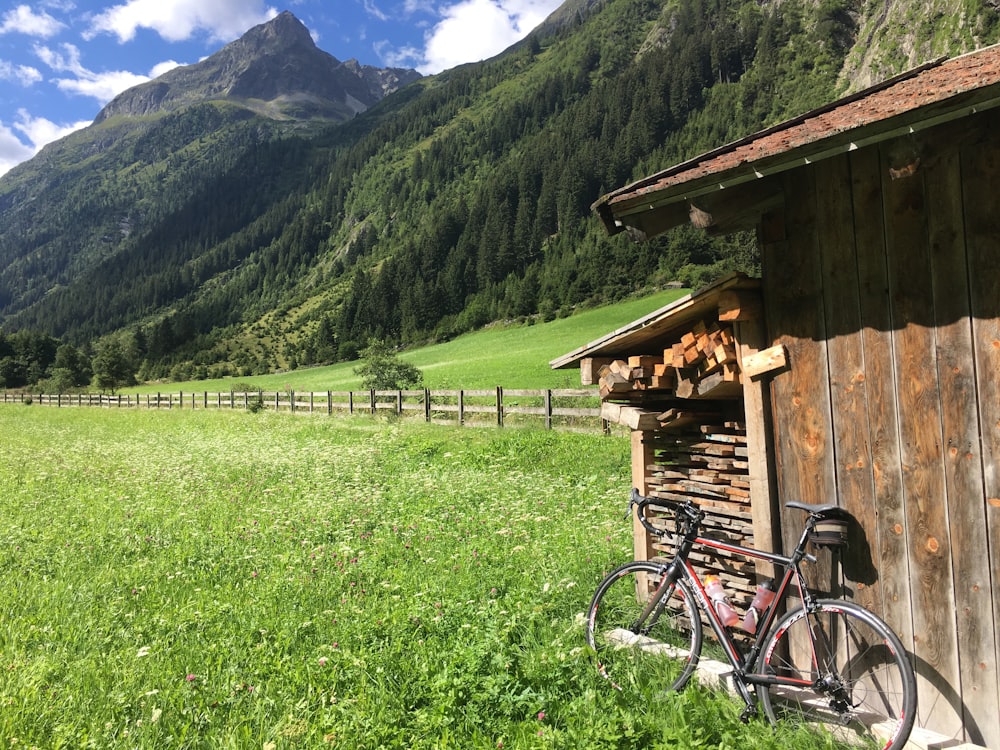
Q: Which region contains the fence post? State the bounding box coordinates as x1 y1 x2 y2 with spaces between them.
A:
290 392 295 414
349 391 355 414
545 389 553 430
396 390 402 416
459 390 465 425
327 390 332 416
424 389 431 422
370 389 376 415
496 386 504 428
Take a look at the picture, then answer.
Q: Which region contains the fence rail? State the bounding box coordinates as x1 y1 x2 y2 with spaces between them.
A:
3 388 608 432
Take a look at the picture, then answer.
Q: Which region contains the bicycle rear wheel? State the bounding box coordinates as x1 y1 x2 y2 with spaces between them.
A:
586 561 702 696
755 600 916 750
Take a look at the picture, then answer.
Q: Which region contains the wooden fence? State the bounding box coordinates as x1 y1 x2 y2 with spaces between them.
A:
2 388 608 431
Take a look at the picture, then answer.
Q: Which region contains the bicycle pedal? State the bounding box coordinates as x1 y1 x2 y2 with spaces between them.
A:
738 705 757 724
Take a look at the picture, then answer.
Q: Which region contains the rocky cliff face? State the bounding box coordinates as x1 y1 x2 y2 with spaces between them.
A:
94 11 420 123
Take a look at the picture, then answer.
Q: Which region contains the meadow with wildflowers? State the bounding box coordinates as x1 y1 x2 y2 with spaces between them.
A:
0 406 847 749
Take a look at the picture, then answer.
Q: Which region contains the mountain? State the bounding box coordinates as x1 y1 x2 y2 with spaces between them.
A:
1 0 999 386
94 11 419 123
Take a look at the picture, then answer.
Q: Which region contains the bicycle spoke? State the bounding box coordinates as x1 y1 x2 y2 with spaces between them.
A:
756 602 916 749
586 562 702 696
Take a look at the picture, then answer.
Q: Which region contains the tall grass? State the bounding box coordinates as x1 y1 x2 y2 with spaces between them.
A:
0 407 845 748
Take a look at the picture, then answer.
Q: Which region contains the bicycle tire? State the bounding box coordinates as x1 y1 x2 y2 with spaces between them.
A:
586 561 702 696
755 600 916 750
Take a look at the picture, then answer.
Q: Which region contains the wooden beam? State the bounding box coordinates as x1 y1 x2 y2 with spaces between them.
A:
688 180 784 235
619 201 691 241
632 431 657 562
742 344 788 379
718 289 763 321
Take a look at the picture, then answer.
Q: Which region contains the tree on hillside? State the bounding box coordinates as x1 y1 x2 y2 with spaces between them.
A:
353 339 422 391
92 337 139 393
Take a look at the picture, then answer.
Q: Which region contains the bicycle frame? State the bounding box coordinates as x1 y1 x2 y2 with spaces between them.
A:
648 500 827 713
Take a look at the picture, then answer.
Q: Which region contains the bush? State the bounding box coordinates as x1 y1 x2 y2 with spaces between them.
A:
353 338 423 391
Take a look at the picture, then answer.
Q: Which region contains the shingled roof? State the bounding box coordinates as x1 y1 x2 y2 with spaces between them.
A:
594 43 1000 237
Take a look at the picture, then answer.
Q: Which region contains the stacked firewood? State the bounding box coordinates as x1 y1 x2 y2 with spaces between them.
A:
594 319 743 402
670 320 742 399
645 420 757 599
597 355 675 399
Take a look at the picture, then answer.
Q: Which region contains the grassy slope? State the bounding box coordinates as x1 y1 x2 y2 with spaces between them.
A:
129 288 689 394
0 406 849 749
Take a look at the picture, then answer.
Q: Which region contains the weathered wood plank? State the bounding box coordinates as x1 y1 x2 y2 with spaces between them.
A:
960 114 1000 750
849 145 908 636
882 136 962 738
814 153 877 610
741 344 787 379
763 166 838 555
927 125 997 747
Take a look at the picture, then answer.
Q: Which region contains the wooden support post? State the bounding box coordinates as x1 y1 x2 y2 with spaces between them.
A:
735 318 781 577
545 389 553 430
459 390 465 425
496 387 504 427
631 430 658 562
424 389 431 422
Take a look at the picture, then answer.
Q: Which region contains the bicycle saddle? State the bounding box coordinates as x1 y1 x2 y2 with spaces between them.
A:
785 501 846 517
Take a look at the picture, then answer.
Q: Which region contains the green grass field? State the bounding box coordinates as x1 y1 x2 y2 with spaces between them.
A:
0 407 849 749
126 289 690 394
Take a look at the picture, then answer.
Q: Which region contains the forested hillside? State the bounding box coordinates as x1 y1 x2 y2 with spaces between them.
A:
1 0 998 386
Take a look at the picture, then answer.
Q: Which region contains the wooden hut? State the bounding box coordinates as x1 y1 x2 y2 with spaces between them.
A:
553 46 1000 748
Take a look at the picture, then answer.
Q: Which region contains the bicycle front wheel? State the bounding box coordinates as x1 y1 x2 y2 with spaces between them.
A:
586 561 702 696
756 600 916 750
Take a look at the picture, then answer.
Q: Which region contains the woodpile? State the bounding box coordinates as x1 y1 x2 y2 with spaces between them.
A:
645 420 758 602
594 320 745 402
596 355 675 399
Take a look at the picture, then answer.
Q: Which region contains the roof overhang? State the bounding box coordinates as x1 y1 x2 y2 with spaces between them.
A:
550 272 759 370
593 45 1000 239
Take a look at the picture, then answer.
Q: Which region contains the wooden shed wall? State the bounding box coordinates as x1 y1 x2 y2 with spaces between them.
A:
759 109 1000 747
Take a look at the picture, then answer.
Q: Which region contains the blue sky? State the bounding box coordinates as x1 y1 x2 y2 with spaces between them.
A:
0 0 562 176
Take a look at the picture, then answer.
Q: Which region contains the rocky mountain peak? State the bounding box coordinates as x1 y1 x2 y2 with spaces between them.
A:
94 11 420 124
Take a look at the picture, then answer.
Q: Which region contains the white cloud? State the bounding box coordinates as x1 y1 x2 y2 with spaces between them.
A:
88 0 279 44
0 109 89 177
363 0 390 23
14 108 89 147
0 122 36 177
33 42 178 104
374 39 422 70
0 4 66 37
0 59 43 86
408 0 559 75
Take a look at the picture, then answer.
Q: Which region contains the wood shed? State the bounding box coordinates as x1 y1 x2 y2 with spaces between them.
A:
553 46 1000 748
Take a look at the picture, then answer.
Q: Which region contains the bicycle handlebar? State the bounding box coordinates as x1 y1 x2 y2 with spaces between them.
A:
628 488 703 538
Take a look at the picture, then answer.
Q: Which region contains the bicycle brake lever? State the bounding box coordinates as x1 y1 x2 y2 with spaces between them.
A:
624 496 636 521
